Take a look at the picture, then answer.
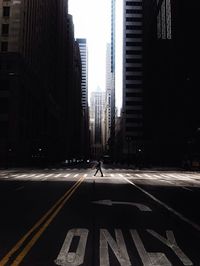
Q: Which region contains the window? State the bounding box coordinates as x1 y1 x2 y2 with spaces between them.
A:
126 109 142 114
1 42 8 52
126 50 142 55
3 6 10 17
126 92 142 97
2 24 9 36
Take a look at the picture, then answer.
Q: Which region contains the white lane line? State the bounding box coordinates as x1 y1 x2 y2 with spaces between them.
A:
74 174 79 177
64 174 70 177
160 174 193 191
84 174 88 177
110 174 114 177
123 177 200 232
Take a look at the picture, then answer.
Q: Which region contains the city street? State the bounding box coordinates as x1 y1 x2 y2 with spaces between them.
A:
0 166 200 265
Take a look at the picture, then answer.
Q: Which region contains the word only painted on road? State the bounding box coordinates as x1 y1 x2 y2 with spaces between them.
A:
55 228 193 266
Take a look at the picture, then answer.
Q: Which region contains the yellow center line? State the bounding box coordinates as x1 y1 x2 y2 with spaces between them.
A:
0 176 84 265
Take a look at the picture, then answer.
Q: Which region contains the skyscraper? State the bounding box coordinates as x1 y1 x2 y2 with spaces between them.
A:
108 0 116 159
105 43 112 148
0 0 83 165
122 0 144 161
90 89 105 158
76 39 88 112
76 38 90 160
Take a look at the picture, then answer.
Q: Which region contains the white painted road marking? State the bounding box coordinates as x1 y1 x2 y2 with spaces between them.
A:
92 199 152 211
130 230 171 265
147 230 193 265
55 228 193 266
100 229 131 266
123 177 200 232
55 229 88 266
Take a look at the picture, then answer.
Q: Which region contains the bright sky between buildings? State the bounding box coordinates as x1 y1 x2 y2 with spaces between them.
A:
69 0 123 114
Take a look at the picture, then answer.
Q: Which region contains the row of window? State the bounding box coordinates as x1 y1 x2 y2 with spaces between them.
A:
126 1 142 6
126 101 142 106
126 33 142 38
126 25 142 30
126 109 142 114
126 50 142 55
126 67 143 71
126 58 142 64
126 76 142 81
126 83 142 89
126 17 142 22
126 9 142 14
126 92 142 97
126 118 143 123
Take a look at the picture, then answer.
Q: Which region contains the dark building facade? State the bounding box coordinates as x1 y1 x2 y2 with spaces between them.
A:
143 0 200 166
120 0 144 164
0 0 83 165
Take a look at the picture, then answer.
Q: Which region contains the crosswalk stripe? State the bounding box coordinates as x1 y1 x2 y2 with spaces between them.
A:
35 174 45 178
55 174 61 177
45 174 53 177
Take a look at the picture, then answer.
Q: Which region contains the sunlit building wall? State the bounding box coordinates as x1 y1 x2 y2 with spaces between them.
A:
105 43 112 149
110 0 116 158
90 89 105 158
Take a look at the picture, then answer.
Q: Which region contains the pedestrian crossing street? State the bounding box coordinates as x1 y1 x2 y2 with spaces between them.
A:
0 168 200 187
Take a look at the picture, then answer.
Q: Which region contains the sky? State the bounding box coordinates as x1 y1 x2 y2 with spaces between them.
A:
68 0 123 113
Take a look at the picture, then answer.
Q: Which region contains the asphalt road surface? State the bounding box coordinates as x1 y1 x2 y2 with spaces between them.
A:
0 165 200 265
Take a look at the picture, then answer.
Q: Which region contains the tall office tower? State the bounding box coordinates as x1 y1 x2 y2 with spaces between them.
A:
76 38 90 160
0 0 82 165
66 15 82 160
76 39 88 112
90 89 105 158
110 0 116 158
105 43 112 149
122 0 144 161
143 0 200 166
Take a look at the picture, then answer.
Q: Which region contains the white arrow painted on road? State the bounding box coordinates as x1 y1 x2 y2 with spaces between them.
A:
92 200 152 212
